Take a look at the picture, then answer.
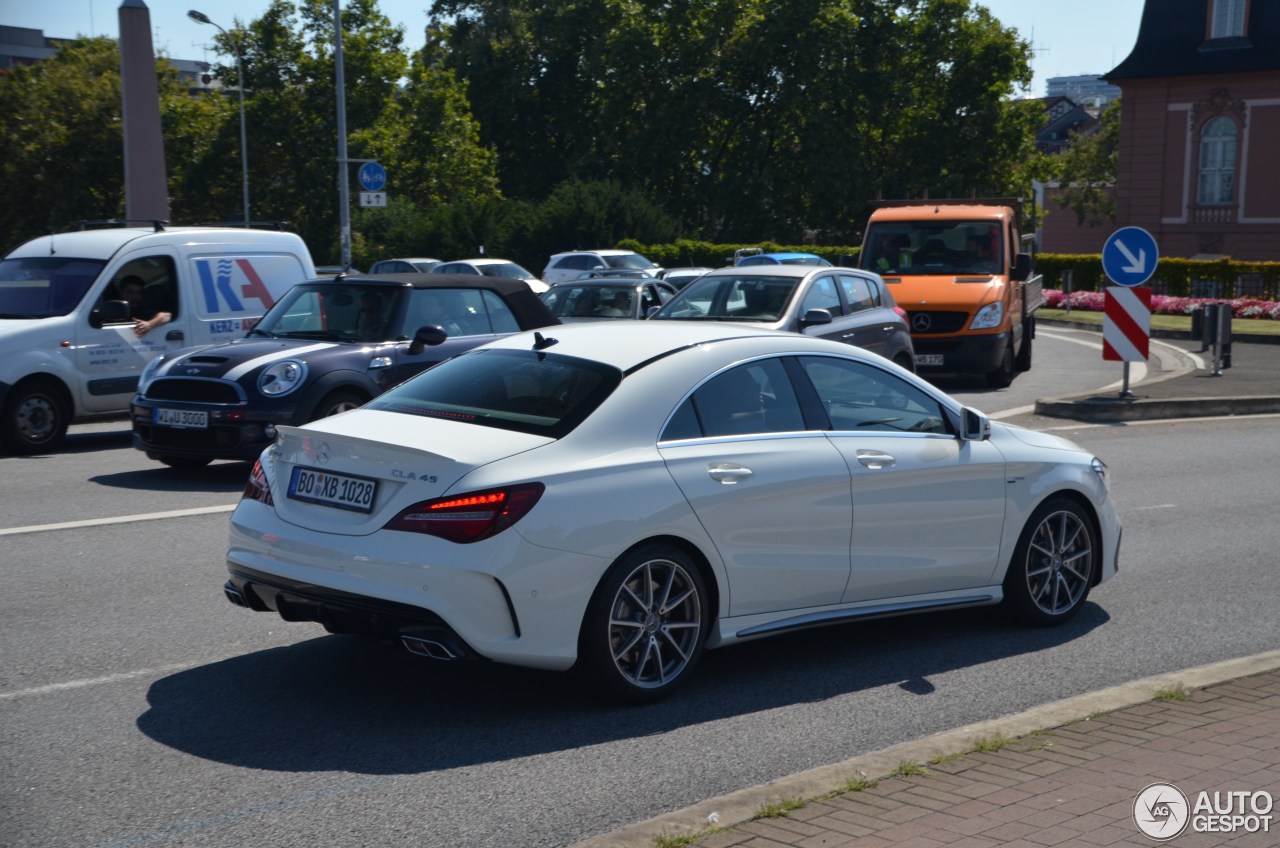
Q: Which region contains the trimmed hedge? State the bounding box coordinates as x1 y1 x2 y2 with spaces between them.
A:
619 238 861 269
618 240 1280 302
1034 253 1280 300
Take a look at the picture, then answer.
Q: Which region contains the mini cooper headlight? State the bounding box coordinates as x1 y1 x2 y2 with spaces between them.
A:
258 359 307 396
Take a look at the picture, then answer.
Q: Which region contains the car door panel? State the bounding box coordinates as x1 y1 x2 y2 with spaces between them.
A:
661 435 853 616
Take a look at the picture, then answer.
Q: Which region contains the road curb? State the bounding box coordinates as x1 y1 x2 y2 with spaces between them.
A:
569 649 1280 848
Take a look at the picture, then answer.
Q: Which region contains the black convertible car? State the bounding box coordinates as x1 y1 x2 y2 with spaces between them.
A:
132 273 558 467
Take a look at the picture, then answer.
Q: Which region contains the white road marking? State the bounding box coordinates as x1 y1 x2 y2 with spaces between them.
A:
0 661 203 700
0 504 236 537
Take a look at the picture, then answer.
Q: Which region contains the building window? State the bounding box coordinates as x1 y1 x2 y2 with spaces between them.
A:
1210 0 1246 39
1197 117 1237 205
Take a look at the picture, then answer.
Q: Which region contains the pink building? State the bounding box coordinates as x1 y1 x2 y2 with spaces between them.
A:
1105 0 1280 261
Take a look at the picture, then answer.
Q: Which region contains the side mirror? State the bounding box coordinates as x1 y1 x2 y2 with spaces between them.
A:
1011 253 1032 282
91 299 131 328
407 324 448 356
800 308 833 327
961 406 991 441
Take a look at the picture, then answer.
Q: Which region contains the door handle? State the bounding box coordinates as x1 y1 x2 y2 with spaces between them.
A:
856 450 895 469
707 463 753 484
165 330 185 341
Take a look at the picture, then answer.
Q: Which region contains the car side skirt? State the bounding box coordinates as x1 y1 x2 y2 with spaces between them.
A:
713 587 1003 646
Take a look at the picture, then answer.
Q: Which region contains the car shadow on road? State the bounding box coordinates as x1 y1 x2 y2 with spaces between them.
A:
136 603 1109 775
90 461 252 494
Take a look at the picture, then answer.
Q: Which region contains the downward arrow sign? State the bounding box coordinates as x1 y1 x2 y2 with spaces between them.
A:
1116 239 1146 274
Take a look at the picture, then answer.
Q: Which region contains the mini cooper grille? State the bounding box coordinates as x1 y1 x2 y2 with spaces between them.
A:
145 378 241 404
906 311 969 334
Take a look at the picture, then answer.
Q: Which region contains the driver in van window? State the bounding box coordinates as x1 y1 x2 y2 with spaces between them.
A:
117 275 172 337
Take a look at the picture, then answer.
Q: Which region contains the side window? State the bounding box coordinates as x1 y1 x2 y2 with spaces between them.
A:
798 356 949 435
800 275 841 315
661 358 805 440
563 255 591 271
480 289 519 334
838 275 876 312
102 256 179 325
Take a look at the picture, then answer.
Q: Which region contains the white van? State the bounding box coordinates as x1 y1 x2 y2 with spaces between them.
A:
0 224 315 452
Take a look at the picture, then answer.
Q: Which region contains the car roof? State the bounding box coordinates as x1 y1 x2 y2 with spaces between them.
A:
375 257 439 264
699 264 819 279
481 319 861 372
551 249 638 258
301 272 559 327
548 277 657 287
7 226 305 260
446 257 516 266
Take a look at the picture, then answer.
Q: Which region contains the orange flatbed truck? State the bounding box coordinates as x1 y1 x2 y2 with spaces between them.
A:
858 199 1042 387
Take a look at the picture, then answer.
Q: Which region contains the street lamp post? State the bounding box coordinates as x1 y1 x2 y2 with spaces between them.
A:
188 10 250 226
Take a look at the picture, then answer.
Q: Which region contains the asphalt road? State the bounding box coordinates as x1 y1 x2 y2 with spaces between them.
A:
4 332 1277 848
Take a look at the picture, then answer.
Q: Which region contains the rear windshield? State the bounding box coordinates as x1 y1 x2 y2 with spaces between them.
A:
603 253 657 271
366 348 622 438
0 257 105 318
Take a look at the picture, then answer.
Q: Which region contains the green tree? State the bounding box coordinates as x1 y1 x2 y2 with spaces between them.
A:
0 37 226 248
1053 97 1120 227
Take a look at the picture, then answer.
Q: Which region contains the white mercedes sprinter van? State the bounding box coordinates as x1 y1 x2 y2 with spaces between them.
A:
0 223 315 452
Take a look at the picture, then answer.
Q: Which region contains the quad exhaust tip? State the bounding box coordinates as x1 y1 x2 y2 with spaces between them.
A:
400 634 461 661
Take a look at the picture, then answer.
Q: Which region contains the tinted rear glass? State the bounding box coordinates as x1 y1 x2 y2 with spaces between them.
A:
0 257 105 318
367 348 622 438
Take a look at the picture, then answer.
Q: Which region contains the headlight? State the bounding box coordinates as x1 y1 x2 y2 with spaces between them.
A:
970 301 1003 330
1091 457 1109 491
138 356 166 394
258 359 308 396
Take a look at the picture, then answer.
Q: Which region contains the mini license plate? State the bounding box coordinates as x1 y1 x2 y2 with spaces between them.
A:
287 466 378 513
153 407 208 428
914 354 944 366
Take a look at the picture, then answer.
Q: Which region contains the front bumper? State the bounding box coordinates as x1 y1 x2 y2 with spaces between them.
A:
911 331 1010 374
132 397 298 461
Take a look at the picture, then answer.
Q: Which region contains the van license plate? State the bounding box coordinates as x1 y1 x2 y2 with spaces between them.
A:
288 466 378 513
914 355 944 366
153 407 208 428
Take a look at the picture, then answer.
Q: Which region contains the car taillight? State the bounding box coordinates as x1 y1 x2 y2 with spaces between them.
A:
243 459 274 505
384 483 545 543
893 306 908 319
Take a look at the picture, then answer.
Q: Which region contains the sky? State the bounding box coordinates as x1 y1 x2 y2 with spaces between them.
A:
6 0 1147 98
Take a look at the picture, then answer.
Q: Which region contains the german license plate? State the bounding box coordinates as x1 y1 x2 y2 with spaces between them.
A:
153 407 208 428
287 466 378 513
914 354 944 366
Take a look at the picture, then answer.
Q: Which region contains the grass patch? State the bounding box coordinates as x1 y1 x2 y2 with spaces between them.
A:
755 797 806 819
971 734 1015 754
1156 685 1191 702
891 760 929 778
930 750 965 765
654 833 701 848
1039 307 1280 336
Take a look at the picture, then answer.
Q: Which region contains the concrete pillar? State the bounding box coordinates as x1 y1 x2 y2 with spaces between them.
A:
118 0 170 222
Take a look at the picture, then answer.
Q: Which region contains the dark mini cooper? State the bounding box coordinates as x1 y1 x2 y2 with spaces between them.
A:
132 273 558 467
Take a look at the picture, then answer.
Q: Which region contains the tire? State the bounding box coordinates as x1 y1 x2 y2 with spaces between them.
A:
579 544 710 703
158 455 213 470
1014 318 1034 372
1 380 70 454
1002 498 1097 626
985 346 1015 388
311 390 364 421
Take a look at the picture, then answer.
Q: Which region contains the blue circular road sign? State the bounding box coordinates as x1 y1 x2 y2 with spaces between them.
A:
358 161 387 192
1102 226 1159 287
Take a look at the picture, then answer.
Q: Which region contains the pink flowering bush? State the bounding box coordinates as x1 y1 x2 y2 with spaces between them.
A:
1043 290 1280 320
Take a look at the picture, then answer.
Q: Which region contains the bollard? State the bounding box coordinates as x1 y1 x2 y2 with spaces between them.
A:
1218 302 1233 370
1063 270 1073 314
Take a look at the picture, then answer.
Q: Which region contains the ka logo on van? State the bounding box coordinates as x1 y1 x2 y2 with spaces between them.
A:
196 258 277 314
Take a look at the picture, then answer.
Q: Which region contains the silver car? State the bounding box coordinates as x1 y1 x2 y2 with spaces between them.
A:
650 264 916 369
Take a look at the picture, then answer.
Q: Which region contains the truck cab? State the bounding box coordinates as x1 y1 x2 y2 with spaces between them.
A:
859 201 1042 387
0 223 315 452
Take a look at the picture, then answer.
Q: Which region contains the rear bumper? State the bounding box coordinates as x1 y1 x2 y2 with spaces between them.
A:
226 564 478 659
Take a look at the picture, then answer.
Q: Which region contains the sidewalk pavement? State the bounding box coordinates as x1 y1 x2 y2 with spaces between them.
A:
573 328 1280 848
573 656 1280 848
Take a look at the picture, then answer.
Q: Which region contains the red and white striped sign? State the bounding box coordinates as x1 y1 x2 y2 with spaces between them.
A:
1103 285 1151 361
